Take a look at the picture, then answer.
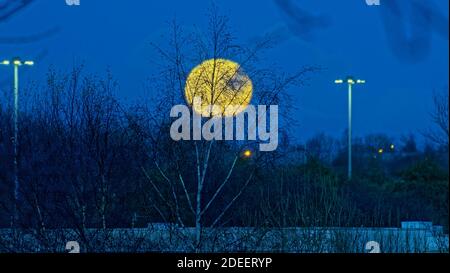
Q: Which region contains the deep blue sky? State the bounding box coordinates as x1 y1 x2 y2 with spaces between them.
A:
0 0 448 143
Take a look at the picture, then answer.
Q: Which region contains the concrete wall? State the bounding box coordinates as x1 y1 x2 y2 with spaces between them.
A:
0 222 448 253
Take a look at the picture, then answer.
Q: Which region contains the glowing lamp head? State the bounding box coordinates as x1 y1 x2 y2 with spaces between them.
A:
0 58 33 66
390 144 395 150
243 149 252 158
378 148 384 154
336 76 365 85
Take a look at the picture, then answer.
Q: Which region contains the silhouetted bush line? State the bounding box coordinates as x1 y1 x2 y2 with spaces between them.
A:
0 69 447 233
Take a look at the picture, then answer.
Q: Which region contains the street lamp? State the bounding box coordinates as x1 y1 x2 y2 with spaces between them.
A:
335 76 365 180
1 57 34 223
242 149 252 159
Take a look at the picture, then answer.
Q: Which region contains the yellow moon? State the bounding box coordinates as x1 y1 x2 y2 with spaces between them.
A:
185 58 253 117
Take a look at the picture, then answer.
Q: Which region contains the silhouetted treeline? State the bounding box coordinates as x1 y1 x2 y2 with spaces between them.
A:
0 68 448 232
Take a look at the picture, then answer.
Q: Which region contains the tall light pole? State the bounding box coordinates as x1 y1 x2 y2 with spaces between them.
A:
334 76 365 180
1 57 34 224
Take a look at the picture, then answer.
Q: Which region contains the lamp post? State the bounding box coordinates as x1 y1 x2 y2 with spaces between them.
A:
1 57 34 223
334 76 365 180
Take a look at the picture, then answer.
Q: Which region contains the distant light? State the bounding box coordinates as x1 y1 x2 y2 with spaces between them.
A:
335 79 344 84
1 59 35 67
390 144 395 150
243 149 252 158
357 79 366 84
348 79 355 84
378 148 384 154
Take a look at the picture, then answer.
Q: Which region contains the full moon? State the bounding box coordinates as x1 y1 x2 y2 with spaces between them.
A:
185 58 253 117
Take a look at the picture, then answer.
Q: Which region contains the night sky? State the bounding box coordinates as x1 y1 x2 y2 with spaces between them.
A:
0 0 448 143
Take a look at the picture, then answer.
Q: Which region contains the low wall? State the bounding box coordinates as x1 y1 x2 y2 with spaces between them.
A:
0 225 448 253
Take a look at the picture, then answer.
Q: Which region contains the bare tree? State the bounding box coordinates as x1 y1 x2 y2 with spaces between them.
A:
425 89 449 149
131 7 317 251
